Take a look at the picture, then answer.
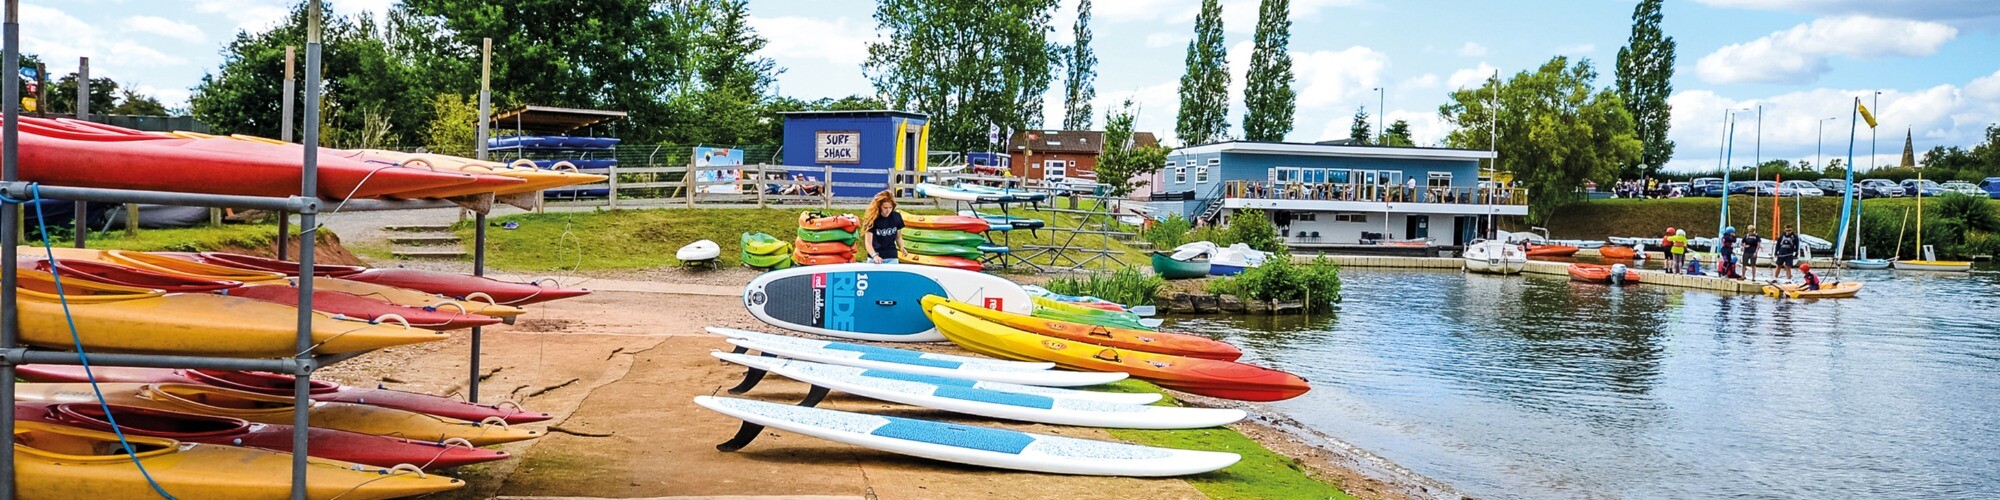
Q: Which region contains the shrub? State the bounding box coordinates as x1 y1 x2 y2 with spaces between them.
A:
1140 214 1194 249
1224 209 1282 253
1045 267 1165 306
1936 193 1999 233
1207 251 1341 313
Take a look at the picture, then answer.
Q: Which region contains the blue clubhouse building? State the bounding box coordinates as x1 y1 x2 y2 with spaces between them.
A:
1145 141 1526 246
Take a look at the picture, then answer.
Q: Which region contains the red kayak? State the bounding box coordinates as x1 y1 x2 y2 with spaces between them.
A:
798 211 859 231
11 119 480 199
25 258 243 292
173 252 591 306
902 214 989 233
222 284 505 330
1526 244 1581 258
15 366 552 424
899 252 983 272
15 402 508 469
1567 263 1641 284
791 250 852 266
1599 245 1638 260
172 252 370 277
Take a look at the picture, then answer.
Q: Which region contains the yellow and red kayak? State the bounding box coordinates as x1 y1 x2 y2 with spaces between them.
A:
15 383 543 446
12 420 464 499
932 297 1241 361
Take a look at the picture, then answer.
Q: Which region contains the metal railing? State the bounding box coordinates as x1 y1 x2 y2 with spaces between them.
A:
1220 180 1529 206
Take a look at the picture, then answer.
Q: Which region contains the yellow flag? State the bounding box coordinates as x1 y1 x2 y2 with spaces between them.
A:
1857 102 1878 128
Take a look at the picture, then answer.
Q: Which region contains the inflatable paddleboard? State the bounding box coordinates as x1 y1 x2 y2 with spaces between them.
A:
707 327 1052 370
715 352 1234 428
740 263 1030 342
696 396 1239 476
725 337 1125 387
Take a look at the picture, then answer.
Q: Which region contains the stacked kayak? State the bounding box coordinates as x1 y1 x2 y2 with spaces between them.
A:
741 232 793 269
1031 295 1153 331
937 298 1239 361
15 383 543 446
900 227 993 271
10 420 464 498
952 183 1048 202
15 402 509 470
904 214 991 233
796 211 859 266
172 251 592 306
915 183 1006 202
16 365 551 424
959 210 1045 231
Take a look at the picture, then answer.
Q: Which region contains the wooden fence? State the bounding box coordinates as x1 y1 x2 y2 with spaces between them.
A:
541 163 946 209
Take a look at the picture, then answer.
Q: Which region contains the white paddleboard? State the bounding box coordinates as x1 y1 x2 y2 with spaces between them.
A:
725 337 1126 387
740 263 1032 342
707 327 1053 371
677 239 721 261
715 352 1231 428
695 396 1240 476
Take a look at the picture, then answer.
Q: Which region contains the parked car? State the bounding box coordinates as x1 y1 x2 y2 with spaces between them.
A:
1899 179 1945 197
1940 181 1984 196
1691 177 1725 197
1726 180 1764 196
1859 179 1905 197
1815 178 1852 197
1981 177 2000 198
1663 182 1691 197
1780 180 1825 196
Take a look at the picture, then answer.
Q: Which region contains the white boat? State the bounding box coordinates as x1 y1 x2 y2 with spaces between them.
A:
1607 236 1653 247
1170 241 1218 261
1549 239 1605 249
1894 245 1972 272
915 183 1005 202
1799 234 1833 251
1496 230 1545 245
1209 243 1268 276
1463 239 1526 274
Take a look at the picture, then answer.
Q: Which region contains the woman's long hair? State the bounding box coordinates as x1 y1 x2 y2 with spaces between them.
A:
860 190 896 235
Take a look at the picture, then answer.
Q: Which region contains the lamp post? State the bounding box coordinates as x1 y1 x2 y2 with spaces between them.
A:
1373 86 1385 144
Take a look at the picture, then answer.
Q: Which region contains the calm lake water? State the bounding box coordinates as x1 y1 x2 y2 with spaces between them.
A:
1170 265 2000 499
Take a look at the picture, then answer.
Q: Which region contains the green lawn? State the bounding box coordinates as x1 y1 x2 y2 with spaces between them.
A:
1523 196 2000 240
1097 379 1356 500
25 222 281 253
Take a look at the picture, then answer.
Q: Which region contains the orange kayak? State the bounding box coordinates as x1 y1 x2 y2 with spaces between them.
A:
1567 263 1640 284
792 250 852 266
1599 245 1637 259
900 252 982 271
799 211 860 231
794 239 856 256
1527 244 1580 257
935 297 1241 361
903 214 988 233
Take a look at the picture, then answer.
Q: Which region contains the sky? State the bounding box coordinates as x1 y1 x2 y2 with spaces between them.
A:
24 0 2000 172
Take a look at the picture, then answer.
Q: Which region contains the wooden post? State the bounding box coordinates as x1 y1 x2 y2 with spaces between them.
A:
209 207 222 226
607 161 620 209
123 204 137 236
685 161 696 208
755 164 766 208
823 165 833 209
282 47 294 142
33 62 43 118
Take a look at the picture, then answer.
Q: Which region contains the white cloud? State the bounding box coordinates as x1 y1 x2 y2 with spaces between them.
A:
1458 42 1486 57
20 4 187 79
748 16 873 66
1291 46 1390 109
1968 69 2000 101
195 0 289 33
1692 0 2000 25
1093 80 1183 144
1663 79 2000 172
1447 63 1498 90
1696 16 1957 85
1145 32 1189 48
122 16 205 44
1404 73 1440 89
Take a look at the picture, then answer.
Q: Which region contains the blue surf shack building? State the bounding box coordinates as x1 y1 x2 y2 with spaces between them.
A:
1146 141 1526 246
780 110 930 198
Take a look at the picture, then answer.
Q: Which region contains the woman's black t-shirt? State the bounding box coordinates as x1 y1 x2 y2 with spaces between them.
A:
870 212 904 258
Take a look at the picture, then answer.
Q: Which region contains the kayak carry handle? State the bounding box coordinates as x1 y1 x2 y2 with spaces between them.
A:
479 416 512 429
398 158 438 171
508 158 538 169
386 463 428 478
464 292 498 307
374 314 411 329
1087 326 1115 338
550 160 579 172
427 300 468 313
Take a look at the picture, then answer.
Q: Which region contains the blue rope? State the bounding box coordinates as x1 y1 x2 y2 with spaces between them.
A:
7 185 179 499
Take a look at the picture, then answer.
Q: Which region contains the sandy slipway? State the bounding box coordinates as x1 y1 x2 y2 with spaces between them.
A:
311 268 1431 499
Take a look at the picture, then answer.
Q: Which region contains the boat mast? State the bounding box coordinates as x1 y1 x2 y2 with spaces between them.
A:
1915 134 1924 259
1833 96 1860 263
1717 110 1738 257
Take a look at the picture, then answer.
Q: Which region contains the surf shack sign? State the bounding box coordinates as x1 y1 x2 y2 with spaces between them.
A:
815 131 861 164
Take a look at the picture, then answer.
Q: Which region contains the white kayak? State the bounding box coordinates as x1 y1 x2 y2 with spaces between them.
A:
677 239 721 261
724 337 1126 387
707 327 1052 371
915 183 1004 202
714 353 1217 427
695 396 1240 476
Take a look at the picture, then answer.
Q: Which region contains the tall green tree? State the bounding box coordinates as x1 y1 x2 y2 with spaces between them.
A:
1096 99 1168 197
191 3 427 146
1441 56 1641 221
1060 0 1096 130
1240 0 1294 142
1382 119 1414 147
46 74 118 116
867 0 1059 152
1175 0 1230 145
1348 107 1371 145
1614 0 1675 178
676 0 783 145
109 88 168 115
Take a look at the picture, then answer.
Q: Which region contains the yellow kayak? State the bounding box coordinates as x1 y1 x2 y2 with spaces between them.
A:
15 269 445 356
14 420 463 499
1761 281 1863 299
30 247 524 318
17 383 543 446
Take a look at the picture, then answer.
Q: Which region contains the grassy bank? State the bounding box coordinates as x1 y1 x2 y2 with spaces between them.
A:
26 223 279 252
1099 379 1356 499
460 206 1152 272
1524 196 2000 240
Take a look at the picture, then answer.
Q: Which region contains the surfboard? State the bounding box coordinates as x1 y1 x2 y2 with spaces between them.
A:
706 327 1053 371
740 263 1031 342
695 396 1240 476
714 352 1234 428
724 337 1126 387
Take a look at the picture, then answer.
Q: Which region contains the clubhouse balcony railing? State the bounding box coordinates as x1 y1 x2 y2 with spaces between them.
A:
1221 180 1528 206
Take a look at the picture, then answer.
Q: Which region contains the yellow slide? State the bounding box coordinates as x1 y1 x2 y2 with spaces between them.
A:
13 421 462 499
32 247 524 318
16 383 543 446
15 269 446 356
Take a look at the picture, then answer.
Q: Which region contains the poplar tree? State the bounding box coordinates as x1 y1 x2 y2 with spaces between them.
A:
1240 0 1294 142
1061 0 1096 130
1348 107 1371 145
867 0 1060 151
1382 119 1414 147
1615 0 1676 178
1175 0 1230 145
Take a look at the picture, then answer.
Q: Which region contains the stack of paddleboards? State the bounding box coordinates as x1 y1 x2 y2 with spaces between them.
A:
900 215 994 272
741 232 793 270
795 211 860 266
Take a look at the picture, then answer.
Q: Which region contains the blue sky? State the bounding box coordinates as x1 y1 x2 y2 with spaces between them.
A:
25 0 2000 172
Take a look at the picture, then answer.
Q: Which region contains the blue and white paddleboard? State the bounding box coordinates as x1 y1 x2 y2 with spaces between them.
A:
695 396 1240 476
714 352 1234 428
707 327 1052 371
723 337 1126 387
741 263 1032 342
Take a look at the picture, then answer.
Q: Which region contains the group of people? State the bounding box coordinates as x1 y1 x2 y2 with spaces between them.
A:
1656 225 1819 289
1608 178 1687 199
759 173 824 196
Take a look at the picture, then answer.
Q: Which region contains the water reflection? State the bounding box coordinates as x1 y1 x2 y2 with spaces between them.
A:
1171 265 2000 499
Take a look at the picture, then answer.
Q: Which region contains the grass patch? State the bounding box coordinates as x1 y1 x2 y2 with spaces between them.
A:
1044 266 1164 306
26 223 280 252
1098 379 1356 500
460 205 1154 272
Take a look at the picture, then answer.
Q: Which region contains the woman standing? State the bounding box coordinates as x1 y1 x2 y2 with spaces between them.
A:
861 190 906 264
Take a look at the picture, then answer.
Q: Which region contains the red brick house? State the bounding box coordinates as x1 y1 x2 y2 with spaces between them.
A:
1006 130 1158 182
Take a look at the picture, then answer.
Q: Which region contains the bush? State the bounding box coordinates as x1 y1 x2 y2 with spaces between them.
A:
1207 251 1341 313
1936 193 2000 233
1224 209 1282 253
1140 214 1194 249
1045 267 1165 306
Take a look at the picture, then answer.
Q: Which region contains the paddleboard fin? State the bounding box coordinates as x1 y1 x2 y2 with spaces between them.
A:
715 385 831 452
